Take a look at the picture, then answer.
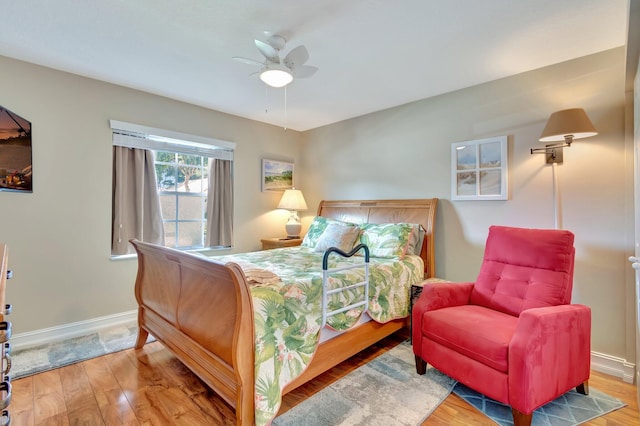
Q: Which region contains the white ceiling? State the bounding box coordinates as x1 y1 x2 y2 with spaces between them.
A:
0 0 628 131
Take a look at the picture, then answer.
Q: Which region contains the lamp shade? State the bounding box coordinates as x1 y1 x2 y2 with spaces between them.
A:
277 189 308 211
539 108 597 142
260 65 293 88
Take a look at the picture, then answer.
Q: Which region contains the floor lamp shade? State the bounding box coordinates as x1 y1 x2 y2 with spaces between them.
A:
277 189 308 238
539 108 598 143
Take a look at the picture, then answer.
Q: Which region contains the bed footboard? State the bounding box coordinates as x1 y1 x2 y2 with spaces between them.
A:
130 239 256 425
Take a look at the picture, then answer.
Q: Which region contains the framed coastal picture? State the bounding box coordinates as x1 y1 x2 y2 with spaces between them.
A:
451 136 507 201
0 106 32 193
262 159 294 191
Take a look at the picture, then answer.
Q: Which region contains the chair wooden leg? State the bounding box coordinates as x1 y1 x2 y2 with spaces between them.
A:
415 355 427 374
576 380 589 395
512 408 532 426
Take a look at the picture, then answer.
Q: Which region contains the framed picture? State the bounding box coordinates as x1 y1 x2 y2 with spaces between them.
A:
262 159 294 191
0 106 32 193
451 136 507 201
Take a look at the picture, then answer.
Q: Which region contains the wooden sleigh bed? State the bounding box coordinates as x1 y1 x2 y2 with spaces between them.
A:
130 198 438 425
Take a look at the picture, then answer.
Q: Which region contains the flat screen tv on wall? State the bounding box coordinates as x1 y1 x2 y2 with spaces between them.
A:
0 105 32 193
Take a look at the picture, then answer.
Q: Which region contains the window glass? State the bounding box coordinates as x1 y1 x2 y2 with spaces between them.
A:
156 151 209 250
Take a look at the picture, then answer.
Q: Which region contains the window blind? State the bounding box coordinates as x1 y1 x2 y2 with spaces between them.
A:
110 120 234 161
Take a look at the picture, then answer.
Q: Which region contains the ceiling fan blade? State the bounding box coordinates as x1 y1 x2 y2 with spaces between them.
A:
283 45 309 70
294 65 318 78
255 39 280 63
266 34 286 51
232 56 263 66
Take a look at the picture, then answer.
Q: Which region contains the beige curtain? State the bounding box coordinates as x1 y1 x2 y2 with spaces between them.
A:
206 159 233 247
111 146 165 255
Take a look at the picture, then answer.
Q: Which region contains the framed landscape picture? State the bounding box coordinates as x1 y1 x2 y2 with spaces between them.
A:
451 136 507 201
262 159 294 191
0 105 32 193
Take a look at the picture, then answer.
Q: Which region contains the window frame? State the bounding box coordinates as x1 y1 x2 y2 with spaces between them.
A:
110 120 235 255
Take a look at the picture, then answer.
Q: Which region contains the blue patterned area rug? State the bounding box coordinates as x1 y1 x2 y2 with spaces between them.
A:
273 340 456 426
454 382 626 426
11 323 153 379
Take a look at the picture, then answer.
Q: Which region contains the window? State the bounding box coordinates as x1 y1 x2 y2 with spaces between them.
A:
110 120 235 256
155 151 209 249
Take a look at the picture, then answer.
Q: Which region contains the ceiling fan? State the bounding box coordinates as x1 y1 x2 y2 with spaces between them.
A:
233 35 318 88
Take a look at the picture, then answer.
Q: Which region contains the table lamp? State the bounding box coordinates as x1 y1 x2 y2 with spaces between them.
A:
277 189 308 238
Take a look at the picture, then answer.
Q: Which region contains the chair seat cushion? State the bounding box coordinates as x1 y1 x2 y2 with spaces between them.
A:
421 305 518 372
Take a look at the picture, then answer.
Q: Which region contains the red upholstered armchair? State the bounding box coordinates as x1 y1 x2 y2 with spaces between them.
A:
412 226 591 426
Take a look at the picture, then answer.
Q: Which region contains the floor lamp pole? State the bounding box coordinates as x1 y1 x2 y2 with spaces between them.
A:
552 162 562 230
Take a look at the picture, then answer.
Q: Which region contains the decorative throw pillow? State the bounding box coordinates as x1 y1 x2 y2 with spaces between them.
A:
358 222 415 259
301 216 332 248
314 222 360 252
302 216 356 248
405 224 426 256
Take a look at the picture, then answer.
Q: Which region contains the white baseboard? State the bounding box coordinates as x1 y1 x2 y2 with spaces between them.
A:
591 350 636 384
10 310 138 351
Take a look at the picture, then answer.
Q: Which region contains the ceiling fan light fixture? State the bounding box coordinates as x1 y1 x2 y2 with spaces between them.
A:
260 65 293 88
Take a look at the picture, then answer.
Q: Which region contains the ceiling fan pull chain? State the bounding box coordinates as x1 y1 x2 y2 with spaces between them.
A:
265 84 269 113
284 85 288 131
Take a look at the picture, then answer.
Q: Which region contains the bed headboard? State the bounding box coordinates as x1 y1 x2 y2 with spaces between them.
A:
317 198 438 278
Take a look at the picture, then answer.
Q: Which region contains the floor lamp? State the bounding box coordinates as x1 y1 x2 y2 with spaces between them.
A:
530 108 597 229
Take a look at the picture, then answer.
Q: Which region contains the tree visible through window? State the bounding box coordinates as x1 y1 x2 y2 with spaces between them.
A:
155 151 209 249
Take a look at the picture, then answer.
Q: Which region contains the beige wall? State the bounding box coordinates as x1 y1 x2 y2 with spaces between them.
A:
301 48 633 361
0 55 303 334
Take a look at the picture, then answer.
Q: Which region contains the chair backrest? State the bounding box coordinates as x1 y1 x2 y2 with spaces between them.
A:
469 225 575 316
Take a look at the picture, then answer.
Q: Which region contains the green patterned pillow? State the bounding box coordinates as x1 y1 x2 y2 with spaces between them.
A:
301 216 349 248
358 222 415 259
314 222 360 252
301 216 329 248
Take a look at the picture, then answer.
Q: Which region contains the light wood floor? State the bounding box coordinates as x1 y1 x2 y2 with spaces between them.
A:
10 329 640 425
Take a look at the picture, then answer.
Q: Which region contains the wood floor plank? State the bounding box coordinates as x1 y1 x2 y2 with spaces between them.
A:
32 370 68 424
121 386 180 425
94 388 140 426
145 386 211 425
66 402 105 426
10 408 35 426
10 375 33 413
107 350 157 394
83 355 121 394
58 363 94 406
146 345 236 425
8 329 640 425
58 363 104 426
33 369 64 397
37 412 71 426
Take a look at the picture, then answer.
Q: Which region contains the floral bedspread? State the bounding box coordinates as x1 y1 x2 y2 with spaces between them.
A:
213 246 423 425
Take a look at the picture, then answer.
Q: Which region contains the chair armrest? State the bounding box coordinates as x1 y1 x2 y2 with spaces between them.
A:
509 304 591 414
412 281 474 352
413 281 474 313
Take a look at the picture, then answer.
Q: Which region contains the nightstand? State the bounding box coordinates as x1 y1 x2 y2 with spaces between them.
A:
261 237 302 250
